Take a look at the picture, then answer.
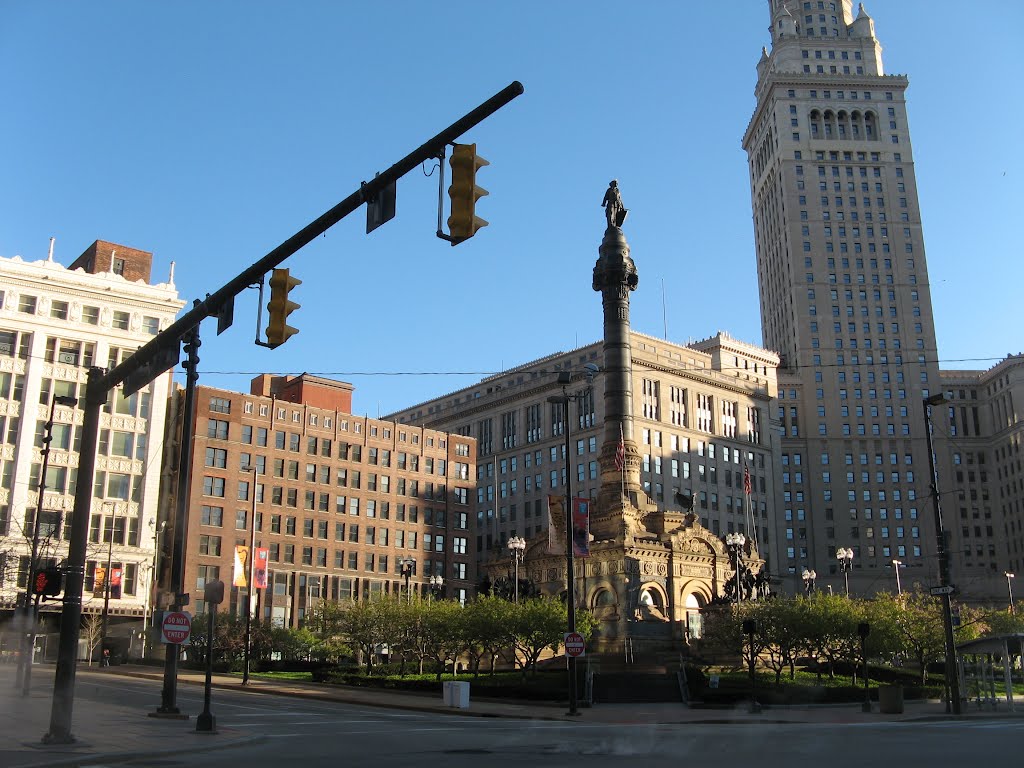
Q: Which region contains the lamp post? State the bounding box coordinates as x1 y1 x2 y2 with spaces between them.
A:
428 575 444 603
923 392 962 714
1006 572 1016 614
100 501 123 665
858 622 871 713
240 465 259 685
546 369 595 719
836 547 854 597
507 535 526 602
725 533 746 606
892 559 904 596
399 558 415 603
801 568 817 596
20 392 77 695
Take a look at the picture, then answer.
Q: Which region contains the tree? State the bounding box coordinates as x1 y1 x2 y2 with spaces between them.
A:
337 596 390 673
511 598 569 677
753 599 807 683
81 614 103 666
893 590 946 684
421 599 466 681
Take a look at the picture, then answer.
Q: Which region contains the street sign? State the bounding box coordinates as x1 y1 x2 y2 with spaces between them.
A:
930 585 955 596
161 611 192 645
564 631 585 658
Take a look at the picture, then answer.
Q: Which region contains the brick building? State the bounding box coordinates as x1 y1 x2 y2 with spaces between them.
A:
165 374 477 626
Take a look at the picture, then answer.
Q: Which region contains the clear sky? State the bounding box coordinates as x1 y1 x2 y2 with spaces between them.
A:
3 1 1021 417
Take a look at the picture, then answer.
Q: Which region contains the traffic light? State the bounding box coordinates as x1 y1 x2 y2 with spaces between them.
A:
33 567 63 597
266 268 301 348
447 143 489 244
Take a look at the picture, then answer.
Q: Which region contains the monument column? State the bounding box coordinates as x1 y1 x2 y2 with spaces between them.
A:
592 181 642 537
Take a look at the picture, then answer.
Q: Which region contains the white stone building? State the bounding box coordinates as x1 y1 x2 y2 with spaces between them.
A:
0 239 184 653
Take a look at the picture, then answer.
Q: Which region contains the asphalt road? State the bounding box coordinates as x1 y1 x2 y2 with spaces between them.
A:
71 676 1024 768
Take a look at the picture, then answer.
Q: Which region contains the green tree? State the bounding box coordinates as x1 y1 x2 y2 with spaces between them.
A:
421 599 466 681
511 597 569 677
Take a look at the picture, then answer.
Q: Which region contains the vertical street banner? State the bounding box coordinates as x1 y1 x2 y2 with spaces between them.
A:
571 497 590 557
110 567 122 599
253 547 269 589
92 566 106 597
233 545 250 587
547 495 563 554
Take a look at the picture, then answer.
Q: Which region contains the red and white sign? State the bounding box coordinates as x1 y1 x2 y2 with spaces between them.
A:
564 631 586 658
161 611 192 645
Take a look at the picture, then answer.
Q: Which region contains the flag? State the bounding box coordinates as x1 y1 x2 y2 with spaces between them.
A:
744 466 752 495
571 497 590 557
547 495 562 554
253 547 269 589
93 566 106 597
110 567 122 599
614 423 625 471
233 545 250 587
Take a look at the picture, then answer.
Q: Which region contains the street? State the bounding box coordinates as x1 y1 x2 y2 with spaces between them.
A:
34 675 1023 768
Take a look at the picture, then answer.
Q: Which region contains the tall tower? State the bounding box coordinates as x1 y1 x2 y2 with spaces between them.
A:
744 2 943 593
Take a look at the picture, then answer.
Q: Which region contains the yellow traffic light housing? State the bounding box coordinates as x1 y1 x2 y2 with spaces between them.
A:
266 268 301 348
447 143 488 244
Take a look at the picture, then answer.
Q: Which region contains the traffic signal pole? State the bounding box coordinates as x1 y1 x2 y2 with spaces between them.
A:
42 80 524 745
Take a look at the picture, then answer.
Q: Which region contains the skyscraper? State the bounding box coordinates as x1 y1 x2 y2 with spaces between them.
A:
744 2 950 593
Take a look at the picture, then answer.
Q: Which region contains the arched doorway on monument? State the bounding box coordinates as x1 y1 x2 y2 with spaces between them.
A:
636 586 668 622
684 592 705 640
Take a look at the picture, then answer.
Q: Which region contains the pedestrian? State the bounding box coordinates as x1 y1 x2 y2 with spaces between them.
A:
102 648 110 668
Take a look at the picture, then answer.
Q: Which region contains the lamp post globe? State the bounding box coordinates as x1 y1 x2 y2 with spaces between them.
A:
507 535 526 602
802 568 817 596
836 547 854 597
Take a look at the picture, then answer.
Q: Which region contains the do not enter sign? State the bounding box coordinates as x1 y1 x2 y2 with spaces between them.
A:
161 611 192 645
564 631 585 658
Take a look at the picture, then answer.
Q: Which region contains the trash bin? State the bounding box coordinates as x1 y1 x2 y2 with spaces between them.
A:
442 681 470 709
878 685 904 714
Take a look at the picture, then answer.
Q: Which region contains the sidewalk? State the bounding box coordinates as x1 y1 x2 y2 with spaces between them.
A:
1 662 1019 768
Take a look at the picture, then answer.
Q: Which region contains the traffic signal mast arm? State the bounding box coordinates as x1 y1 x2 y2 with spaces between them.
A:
97 80 524 400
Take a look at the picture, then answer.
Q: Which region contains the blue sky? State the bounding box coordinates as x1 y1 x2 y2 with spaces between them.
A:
3 1 1021 416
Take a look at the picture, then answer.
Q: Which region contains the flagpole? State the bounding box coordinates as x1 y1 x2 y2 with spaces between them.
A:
745 465 759 552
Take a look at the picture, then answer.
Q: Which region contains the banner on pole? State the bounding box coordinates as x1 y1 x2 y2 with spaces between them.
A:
547 495 562 554
93 566 106 597
571 497 590 557
233 545 250 587
253 547 269 589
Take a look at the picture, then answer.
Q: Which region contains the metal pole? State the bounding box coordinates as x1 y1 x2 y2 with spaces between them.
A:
1006 573 1015 614
242 466 258 685
563 392 579 717
156 325 201 717
100 503 116 665
196 603 217 733
924 395 962 715
21 392 67 696
514 553 519 603
45 368 103 744
734 546 741 608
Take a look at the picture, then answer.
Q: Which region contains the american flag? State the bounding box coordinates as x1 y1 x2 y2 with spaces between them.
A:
744 466 752 495
614 423 625 471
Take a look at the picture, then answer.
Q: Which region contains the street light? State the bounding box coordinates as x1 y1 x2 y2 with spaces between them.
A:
240 465 260 685
507 535 526 602
725 533 746 606
1006 572 1016 614
399 558 415 603
99 501 125 666
802 568 817 596
546 367 596 718
428 575 444 602
836 548 854 597
892 559 904 596
923 391 961 714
